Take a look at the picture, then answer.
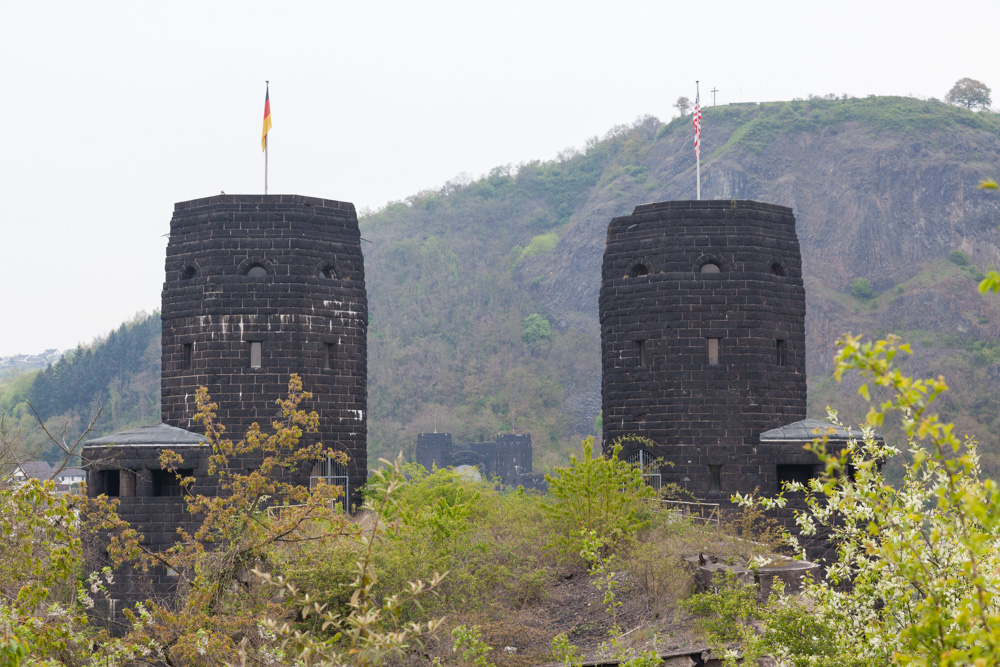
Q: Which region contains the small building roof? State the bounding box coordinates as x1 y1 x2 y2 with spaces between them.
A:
83 423 207 447
759 418 882 443
8 462 84 481
12 460 55 479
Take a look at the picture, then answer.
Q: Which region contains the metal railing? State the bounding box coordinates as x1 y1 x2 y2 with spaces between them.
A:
660 499 721 525
309 476 349 513
309 455 350 512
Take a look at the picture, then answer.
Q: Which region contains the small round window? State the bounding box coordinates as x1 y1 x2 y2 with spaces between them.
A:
700 262 721 274
247 265 267 278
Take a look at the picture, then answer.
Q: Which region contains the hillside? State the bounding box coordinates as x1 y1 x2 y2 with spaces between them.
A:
5 96 1000 474
361 95 1000 471
0 312 160 461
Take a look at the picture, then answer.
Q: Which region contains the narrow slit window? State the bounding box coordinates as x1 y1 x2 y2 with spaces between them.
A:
325 343 335 370
707 338 720 365
776 339 787 366
250 341 262 369
709 465 722 494
183 343 193 370
636 339 647 367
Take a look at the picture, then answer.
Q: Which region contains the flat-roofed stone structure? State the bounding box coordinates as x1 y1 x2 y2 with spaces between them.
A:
160 194 368 503
600 200 807 500
83 423 208 630
83 194 368 632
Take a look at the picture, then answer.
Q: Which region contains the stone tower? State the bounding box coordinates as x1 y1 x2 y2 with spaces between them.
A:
160 194 367 503
600 200 806 500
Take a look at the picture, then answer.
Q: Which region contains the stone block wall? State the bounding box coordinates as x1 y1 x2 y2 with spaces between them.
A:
83 443 212 631
494 434 532 481
415 433 533 484
600 200 807 499
160 194 367 506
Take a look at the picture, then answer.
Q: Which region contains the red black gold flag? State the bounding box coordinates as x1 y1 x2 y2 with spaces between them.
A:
261 86 272 152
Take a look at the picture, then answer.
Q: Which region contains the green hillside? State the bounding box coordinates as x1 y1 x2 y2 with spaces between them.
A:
362 95 1000 471
0 312 160 461
4 95 1000 474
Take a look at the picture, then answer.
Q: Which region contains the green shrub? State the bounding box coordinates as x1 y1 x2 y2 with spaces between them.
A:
521 233 559 258
544 437 656 557
849 277 873 299
522 314 553 344
949 249 970 266
362 466 556 618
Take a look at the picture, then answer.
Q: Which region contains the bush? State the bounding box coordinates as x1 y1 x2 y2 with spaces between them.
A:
358 466 556 618
522 314 553 344
949 249 970 266
849 277 873 299
718 334 1000 664
544 437 656 558
521 233 559 258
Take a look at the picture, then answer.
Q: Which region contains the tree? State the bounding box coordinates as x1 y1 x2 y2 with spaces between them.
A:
945 77 992 110
544 437 655 557
258 456 446 667
688 334 1000 665
86 375 345 663
85 375 445 665
674 96 691 117
521 313 552 344
849 277 872 299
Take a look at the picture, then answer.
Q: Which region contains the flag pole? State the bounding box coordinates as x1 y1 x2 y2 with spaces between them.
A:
695 80 701 201
264 81 269 195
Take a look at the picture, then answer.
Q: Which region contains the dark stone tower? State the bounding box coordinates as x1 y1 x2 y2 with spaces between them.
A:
160 194 367 503
600 200 806 499
83 194 367 632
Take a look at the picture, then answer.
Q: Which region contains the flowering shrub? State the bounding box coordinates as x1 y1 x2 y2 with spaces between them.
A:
691 334 1000 665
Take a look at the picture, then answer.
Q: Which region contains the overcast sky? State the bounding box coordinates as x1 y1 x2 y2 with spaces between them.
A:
1 0 996 357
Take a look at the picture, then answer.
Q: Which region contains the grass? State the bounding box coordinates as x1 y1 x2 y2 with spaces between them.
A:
276 463 784 666
706 97 1000 159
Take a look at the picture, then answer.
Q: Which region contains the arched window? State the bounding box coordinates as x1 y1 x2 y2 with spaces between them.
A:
770 262 786 276
246 265 267 278
629 264 649 278
700 262 721 274
318 265 337 280
181 266 197 280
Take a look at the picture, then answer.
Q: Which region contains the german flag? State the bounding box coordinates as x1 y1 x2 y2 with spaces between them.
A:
261 85 272 152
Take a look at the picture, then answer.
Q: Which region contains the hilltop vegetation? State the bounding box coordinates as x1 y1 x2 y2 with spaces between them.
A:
3 95 1000 474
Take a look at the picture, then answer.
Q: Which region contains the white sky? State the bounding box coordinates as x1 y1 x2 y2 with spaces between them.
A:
1 0 996 357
